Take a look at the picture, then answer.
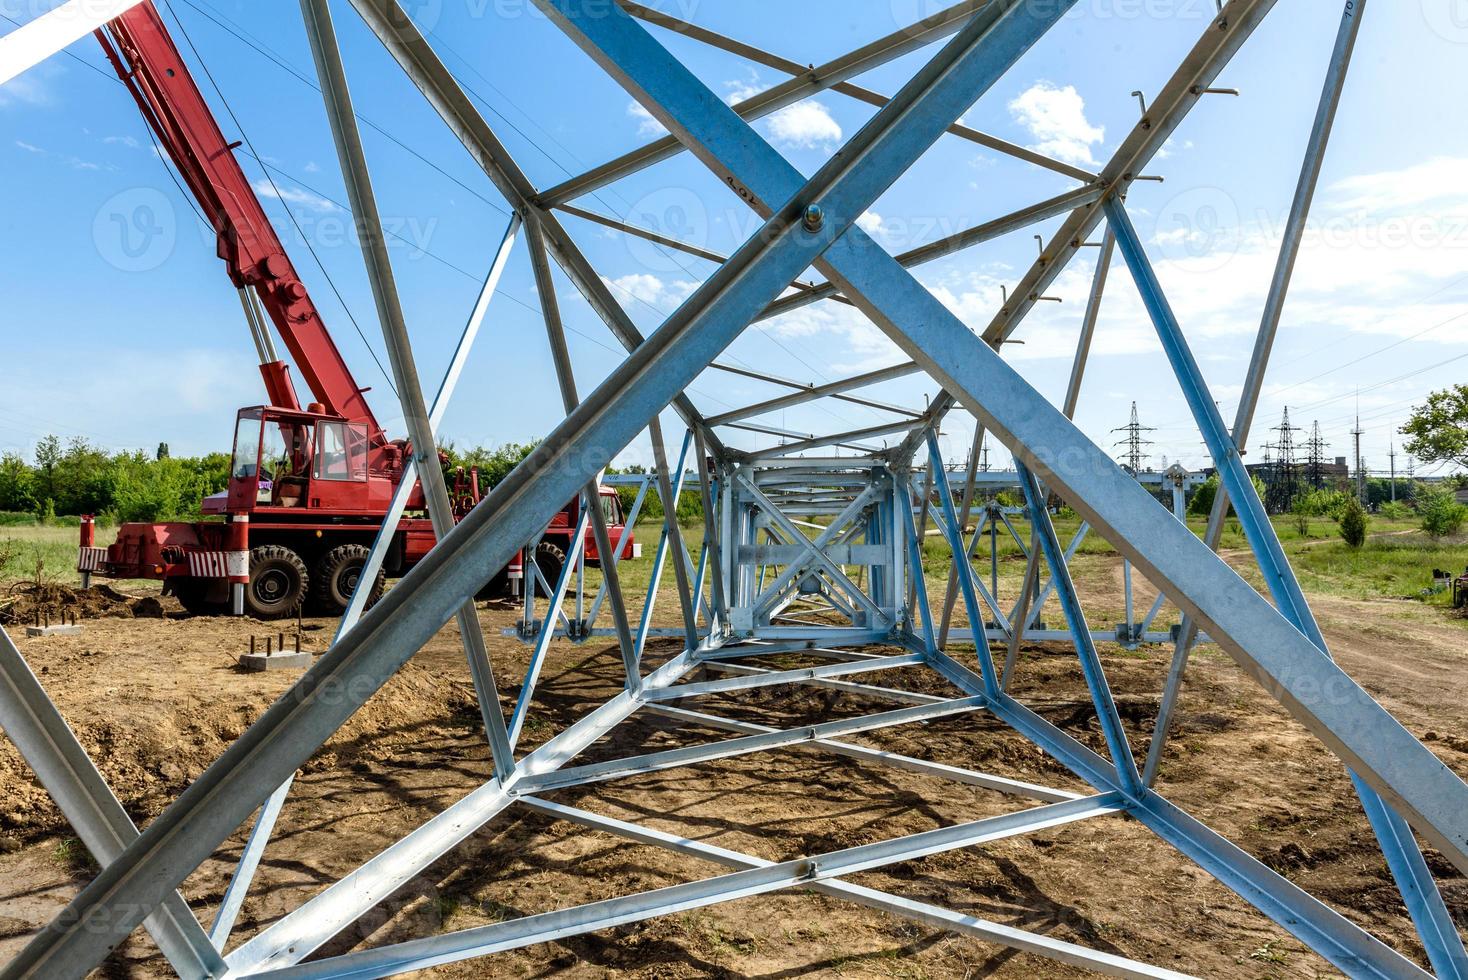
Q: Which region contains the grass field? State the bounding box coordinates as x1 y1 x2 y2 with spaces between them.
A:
3 510 1464 624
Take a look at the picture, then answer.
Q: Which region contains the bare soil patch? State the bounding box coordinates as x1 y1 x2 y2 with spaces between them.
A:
0 571 1464 978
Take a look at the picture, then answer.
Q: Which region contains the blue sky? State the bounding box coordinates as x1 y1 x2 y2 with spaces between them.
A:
2 0 1465 480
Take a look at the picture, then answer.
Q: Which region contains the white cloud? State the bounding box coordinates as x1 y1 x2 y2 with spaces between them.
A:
766 100 842 149
304 160 321 173
103 135 140 149
1007 81 1104 166
251 178 338 212
14 140 44 154
723 73 842 150
627 100 667 138
0 72 52 109
603 272 698 308
1328 156 1468 214
856 211 893 243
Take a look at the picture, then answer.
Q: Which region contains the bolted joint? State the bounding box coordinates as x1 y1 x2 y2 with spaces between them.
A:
802 203 825 233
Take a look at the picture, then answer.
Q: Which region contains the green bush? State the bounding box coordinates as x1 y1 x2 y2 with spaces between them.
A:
1338 497 1368 548
0 511 37 527
1290 498 1311 535
1377 500 1411 521
1294 487 1349 519
1417 484 1467 538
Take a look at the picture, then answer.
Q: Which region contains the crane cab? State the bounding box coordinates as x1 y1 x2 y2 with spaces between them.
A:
209 406 391 517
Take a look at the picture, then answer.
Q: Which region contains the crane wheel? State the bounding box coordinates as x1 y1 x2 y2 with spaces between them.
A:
533 540 567 598
246 545 309 619
312 544 385 616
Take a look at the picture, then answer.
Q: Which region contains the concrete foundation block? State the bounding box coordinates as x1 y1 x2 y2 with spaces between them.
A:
238 651 312 671
25 625 83 637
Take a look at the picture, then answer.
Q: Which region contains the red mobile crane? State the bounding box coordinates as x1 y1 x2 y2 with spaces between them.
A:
75 2 630 618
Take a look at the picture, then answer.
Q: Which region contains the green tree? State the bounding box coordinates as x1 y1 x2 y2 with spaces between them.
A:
0 452 36 512
1338 496 1368 548
1402 384 1468 471
441 440 540 490
1416 484 1466 538
33 434 61 502
1187 473 1267 517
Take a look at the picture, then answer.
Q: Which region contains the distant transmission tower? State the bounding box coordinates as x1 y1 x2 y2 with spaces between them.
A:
1262 406 1301 513
1112 402 1155 474
1304 421 1328 490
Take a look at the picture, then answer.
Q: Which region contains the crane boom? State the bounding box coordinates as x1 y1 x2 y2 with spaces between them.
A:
96 2 383 441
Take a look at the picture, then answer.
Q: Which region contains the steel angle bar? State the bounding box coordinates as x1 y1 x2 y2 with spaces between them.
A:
221 650 703 977
585 476 649 628
697 661 947 706
523 212 641 691
739 473 888 624
1016 463 1142 795
25 27 1023 973
925 433 999 692
0 630 224 978
212 214 525 950
759 186 1103 323
644 424 700 653
519 797 1191 979
706 361 918 420
747 420 924 460
645 652 923 702
646 704 1080 803
253 794 1122 980
619 1 1095 183
938 426 985 648
1145 0 1365 771
705 363 924 426
508 507 590 749
299 0 514 779
536 0 993 205
0 0 146 85
554 202 728 263
927 650 1441 980
559 0 1468 883
343 0 724 459
1105 185 1465 974
519 697 985 794
981 0 1280 348
750 481 883 617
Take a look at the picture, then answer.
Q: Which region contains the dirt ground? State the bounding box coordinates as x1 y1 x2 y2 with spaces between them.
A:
0 560 1465 978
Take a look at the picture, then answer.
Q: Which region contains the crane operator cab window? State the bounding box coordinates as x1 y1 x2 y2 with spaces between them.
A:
260 419 313 507
314 421 368 482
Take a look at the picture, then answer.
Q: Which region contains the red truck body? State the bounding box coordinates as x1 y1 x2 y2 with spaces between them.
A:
76 5 629 617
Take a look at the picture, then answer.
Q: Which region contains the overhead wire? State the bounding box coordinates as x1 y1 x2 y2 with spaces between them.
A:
179 0 869 430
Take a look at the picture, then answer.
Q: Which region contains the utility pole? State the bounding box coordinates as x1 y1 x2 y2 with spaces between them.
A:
1352 413 1365 504
1389 442 1397 502
1112 402 1155 474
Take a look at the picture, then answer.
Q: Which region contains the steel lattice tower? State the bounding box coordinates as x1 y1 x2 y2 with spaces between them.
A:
1262 406 1302 512
1305 419 1329 490
1111 401 1155 474
3 2 1466 978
